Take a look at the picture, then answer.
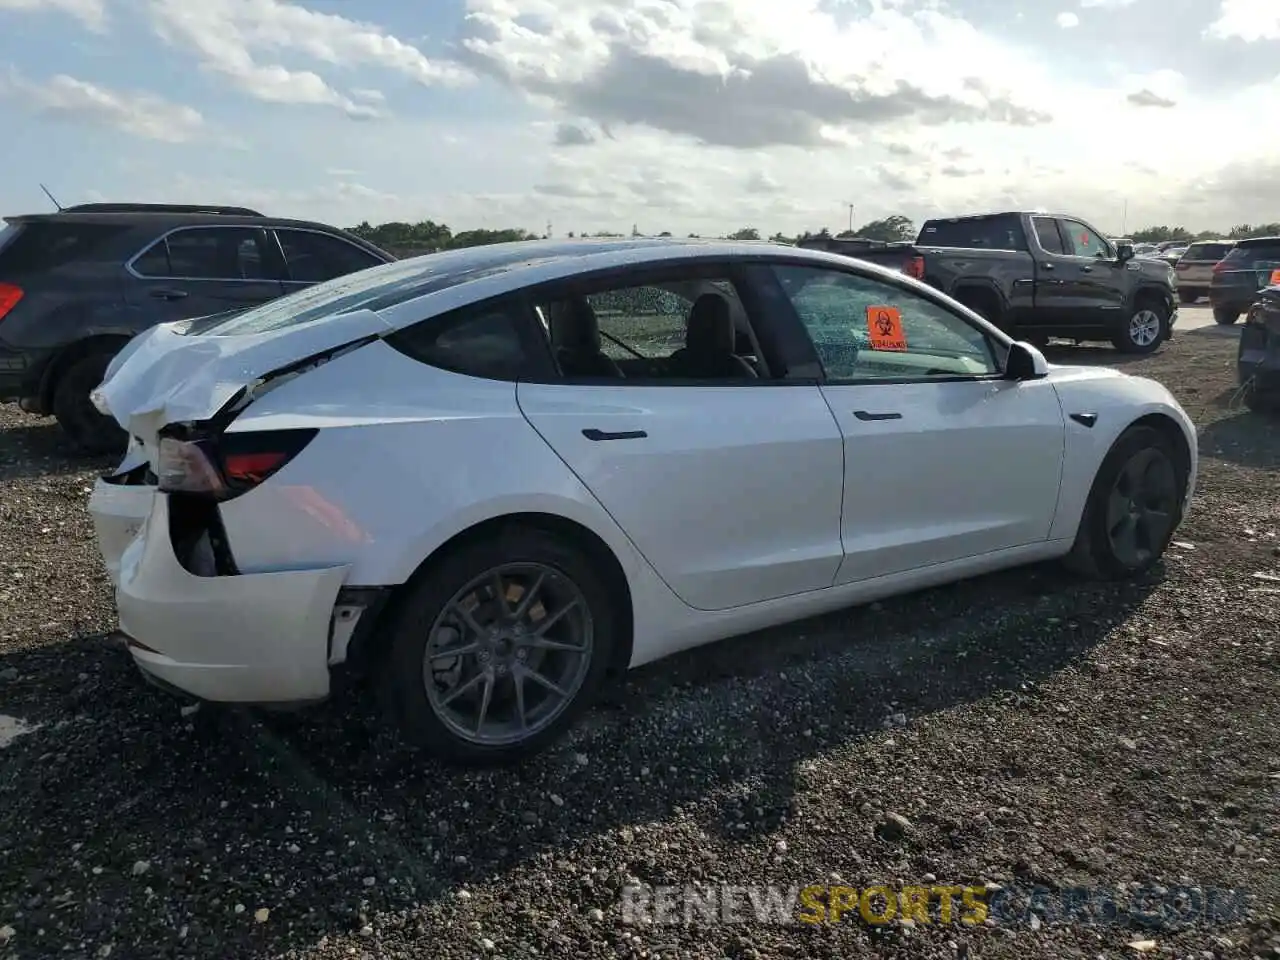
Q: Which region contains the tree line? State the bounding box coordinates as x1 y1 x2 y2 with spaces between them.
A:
347 214 1280 255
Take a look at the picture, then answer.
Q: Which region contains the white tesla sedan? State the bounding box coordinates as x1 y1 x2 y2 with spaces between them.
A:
88 239 1197 763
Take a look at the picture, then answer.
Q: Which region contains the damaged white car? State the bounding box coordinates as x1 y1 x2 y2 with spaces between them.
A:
88 239 1198 763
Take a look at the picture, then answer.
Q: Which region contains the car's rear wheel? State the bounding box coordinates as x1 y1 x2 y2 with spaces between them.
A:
381 527 617 764
1213 307 1239 325
1177 289 1198 304
52 352 128 455
1064 424 1186 580
1112 300 1167 354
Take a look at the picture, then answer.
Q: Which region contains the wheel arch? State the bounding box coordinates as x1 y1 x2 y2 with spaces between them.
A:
38 334 133 410
349 511 635 683
949 280 1006 325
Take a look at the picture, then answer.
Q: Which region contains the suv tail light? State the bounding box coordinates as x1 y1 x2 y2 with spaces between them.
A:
1212 260 1229 274
1269 269 1280 286
902 256 925 280
156 429 317 500
0 283 22 321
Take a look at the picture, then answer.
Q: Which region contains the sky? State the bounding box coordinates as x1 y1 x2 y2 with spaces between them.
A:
0 0 1277 237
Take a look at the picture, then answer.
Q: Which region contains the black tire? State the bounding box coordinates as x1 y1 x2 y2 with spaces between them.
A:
52 352 127 455
1063 425 1187 581
1177 289 1198 305
1213 307 1239 325
1243 381 1278 414
1111 299 1168 354
380 526 618 765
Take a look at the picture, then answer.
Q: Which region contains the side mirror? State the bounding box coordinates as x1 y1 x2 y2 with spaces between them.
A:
1004 341 1049 381
1116 243 1135 264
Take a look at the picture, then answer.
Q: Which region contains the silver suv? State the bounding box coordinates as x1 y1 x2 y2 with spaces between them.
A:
1175 240 1234 304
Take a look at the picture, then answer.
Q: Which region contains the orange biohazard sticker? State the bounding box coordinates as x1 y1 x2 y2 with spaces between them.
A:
866 305 907 351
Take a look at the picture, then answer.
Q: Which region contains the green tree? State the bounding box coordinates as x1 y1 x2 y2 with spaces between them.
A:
850 214 916 242
1228 223 1280 239
728 227 760 240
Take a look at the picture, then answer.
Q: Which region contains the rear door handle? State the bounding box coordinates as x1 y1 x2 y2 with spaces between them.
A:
853 410 902 422
150 288 188 300
582 428 647 441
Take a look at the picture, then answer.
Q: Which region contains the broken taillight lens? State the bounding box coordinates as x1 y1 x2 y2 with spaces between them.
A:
156 429 317 500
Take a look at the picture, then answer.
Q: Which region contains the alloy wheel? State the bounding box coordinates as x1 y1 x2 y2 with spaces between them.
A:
422 562 594 746
1128 310 1162 347
1105 447 1178 568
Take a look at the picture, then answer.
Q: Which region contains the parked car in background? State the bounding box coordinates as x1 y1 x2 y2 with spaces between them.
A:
0 202 394 452
848 211 1178 353
1174 240 1234 304
1157 246 1188 268
1209 236 1280 325
1240 281 1280 412
87 238 1196 763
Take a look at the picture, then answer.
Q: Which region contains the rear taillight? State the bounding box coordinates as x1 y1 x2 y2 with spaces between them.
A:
1269 269 1280 286
157 429 316 500
1212 260 1229 274
0 283 22 321
902 256 925 280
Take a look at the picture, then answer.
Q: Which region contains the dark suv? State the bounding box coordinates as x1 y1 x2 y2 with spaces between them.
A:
0 203 394 452
1209 236 1280 326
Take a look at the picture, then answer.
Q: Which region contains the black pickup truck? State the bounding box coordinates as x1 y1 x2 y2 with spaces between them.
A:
801 212 1178 353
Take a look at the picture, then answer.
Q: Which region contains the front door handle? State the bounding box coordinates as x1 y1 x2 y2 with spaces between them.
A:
1080 265 1093 273
150 288 188 300
853 410 902 422
1041 262 1055 270
582 428 648 441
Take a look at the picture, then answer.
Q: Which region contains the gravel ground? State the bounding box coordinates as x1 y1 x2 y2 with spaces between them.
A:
1 330 1278 960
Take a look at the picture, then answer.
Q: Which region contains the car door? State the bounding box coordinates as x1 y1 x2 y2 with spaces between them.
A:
515 262 846 612
125 226 285 325
758 261 1066 584
1056 217 1127 323
273 228 388 293
1027 214 1089 329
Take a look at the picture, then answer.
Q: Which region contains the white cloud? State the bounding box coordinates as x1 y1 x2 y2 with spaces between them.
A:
0 0 104 30
1205 0 1280 41
459 0 1053 149
1055 12 1079 28
146 0 470 117
0 68 206 142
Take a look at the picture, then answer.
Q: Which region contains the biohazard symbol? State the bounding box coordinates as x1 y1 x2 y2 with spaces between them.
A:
866 305 907 351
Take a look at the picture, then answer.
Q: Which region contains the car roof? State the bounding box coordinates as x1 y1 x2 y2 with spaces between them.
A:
353 237 957 330
3 211 365 233
1235 236 1280 247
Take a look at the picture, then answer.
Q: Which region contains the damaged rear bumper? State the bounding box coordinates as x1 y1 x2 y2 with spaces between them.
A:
116 494 352 703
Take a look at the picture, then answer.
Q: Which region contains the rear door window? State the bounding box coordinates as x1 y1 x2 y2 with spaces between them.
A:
1031 217 1065 254
131 227 273 281
0 221 130 274
275 229 384 283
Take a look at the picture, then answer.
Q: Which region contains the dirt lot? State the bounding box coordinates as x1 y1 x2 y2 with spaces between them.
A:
1 331 1278 960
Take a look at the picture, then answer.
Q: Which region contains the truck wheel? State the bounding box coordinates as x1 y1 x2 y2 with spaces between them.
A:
1213 307 1239 325
1111 300 1167 354
1177 290 1198 305
52 352 127 455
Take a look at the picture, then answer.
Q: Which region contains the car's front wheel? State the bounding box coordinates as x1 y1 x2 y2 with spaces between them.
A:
1064 424 1187 580
1112 301 1168 354
381 526 617 764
